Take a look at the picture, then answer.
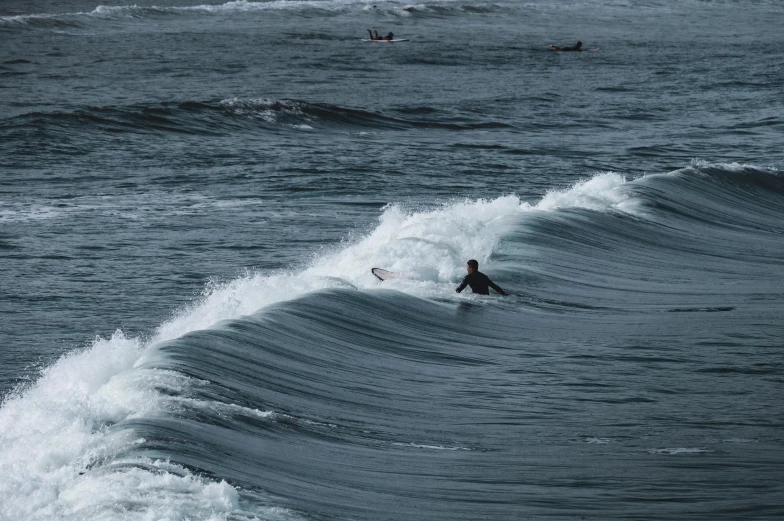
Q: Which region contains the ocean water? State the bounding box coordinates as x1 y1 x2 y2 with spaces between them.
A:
2 0 784 519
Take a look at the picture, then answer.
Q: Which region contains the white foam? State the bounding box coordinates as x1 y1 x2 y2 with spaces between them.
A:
91 5 143 16
0 332 281 520
688 159 780 173
583 437 613 444
43 458 241 520
0 192 271 224
534 172 637 213
0 204 67 223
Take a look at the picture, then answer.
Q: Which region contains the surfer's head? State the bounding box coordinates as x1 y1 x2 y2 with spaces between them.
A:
576 41 582 48
467 259 478 273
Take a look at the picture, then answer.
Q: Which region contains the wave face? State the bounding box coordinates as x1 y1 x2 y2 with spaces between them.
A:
3 164 784 520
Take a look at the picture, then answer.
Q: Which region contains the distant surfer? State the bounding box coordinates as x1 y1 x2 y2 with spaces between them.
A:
366 29 394 41
455 260 509 296
549 41 583 52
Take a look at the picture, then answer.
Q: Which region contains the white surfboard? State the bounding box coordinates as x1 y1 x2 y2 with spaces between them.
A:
372 268 397 281
363 39 409 43
372 268 417 281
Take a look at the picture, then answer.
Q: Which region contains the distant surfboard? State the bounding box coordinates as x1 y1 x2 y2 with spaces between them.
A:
363 39 409 43
548 45 599 52
372 268 397 281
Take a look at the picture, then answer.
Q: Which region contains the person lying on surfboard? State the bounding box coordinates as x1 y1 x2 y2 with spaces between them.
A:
548 41 599 52
455 259 509 296
366 29 394 41
549 41 583 51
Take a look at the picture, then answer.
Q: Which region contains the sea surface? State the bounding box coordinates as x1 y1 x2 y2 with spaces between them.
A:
1 0 783 519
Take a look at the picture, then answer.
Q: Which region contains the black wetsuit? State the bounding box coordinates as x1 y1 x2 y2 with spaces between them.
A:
455 271 507 295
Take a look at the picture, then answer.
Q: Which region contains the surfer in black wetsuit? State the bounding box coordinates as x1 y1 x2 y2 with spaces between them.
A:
455 259 509 296
549 41 583 52
366 30 394 41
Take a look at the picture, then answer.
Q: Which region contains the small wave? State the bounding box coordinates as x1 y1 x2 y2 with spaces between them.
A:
0 204 67 223
0 12 84 28
667 307 735 312
5 103 222 137
391 2 505 18
451 143 507 150
695 365 780 375
0 192 265 224
181 0 506 19
3 98 512 137
218 97 512 131
581 437 613 444
2 0 500 28
392 442 471 451
648 448 713 455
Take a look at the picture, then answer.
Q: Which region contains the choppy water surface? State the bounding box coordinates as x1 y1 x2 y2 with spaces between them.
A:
1 1 783 520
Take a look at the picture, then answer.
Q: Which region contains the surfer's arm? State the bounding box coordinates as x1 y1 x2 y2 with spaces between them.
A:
455 277 469 293
488 280 509 296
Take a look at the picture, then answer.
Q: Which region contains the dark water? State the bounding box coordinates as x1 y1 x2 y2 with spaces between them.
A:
1 1 783 519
